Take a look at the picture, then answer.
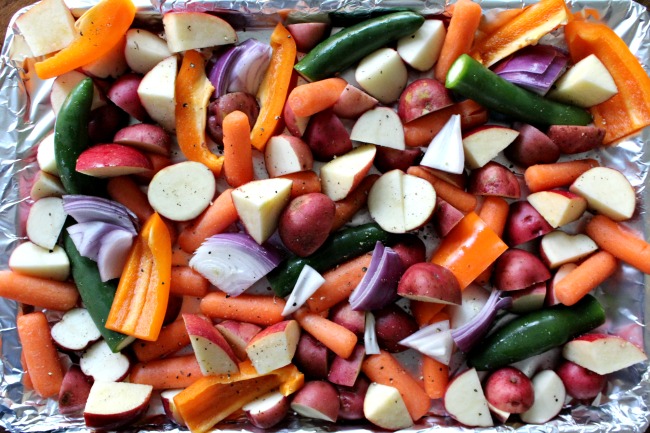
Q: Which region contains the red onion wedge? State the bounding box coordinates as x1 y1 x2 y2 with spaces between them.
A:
190 233 282 297
62 195 138 234
66 222 130 261
96 229 135 281
208 39 272 99
451 289 512 353
364 312 380 355
349 242 403 311
399 320 453 365
282 265 325 316
494 45 568 95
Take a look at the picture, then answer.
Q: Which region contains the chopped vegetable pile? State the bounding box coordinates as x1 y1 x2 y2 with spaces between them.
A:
4 0 650 430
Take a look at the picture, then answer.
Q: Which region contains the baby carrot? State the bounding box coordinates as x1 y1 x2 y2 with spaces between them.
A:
17 312 64 398
130 354 203 390
585 215 650 274
0 270 78 311
294 308 358 358
278 170 322 198
20 351 33 390
422 356 449 399
107 176 153 223
407 166 477 213
554 251 618 306
170 266 210 297
172 245 193 266
305 252 373 313
362 350 430 421
331 174 379 232
132 319 191 362
404 100 488 148
223 111 254 188
411 302 447 327
524 159 599 193
177 189 238 253
200 292 286 326
287 78 348 117
434 0 483 82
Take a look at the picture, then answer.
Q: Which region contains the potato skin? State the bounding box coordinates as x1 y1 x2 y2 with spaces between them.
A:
397 262 461 305
304 109 352 161
374 304 418 353
546 125 605 155
468 161 521 199
279 193 336 257
505 123 560 168
206 92 259 143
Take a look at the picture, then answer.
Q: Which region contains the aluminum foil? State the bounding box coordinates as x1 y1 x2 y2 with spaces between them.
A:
0 0 649 432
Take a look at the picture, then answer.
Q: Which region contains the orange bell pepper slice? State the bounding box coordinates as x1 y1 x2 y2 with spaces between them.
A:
106 212 171 341
470 0 569 67
174 361 304 433
34 0 136 79
250 23 296 151
564 20 650 145
431 212 508 289
176 50 224 175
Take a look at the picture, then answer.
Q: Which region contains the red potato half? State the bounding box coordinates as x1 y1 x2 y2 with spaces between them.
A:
320 144 376 201
113 123 171 156
433 198 464 238
107 72 148 121
556 360 606 401
304 109 352 161
492 248 551 292
373 304 419 353
397 262 461 305
332 84 379 119
328 344 365 387
468 161 520 199
527 190 587 228
569 166 636 222
84 381 153 430
562 333 648 375
76 144 152 178
278 192 336 257
51 308 102 351
443 368 493 427
264 134 314 177
390 234 427 269
183 313 239 376
505 123 560 168
80 339 131 383
329 302 365 336
290 380 340 422
88 103 130 145
505 201 554 246
58 365 94 415
484 367 534 414
207 92 259 144
215 320 261 361
398 78 453 123
286 22 329 53
243 390 290 429
338 376 370 421
246 320 301 374
546 124 605 155
294 332 330 380
373 146 422 173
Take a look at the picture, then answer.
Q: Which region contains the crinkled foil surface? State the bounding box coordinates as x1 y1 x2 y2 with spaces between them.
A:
0 0 649 431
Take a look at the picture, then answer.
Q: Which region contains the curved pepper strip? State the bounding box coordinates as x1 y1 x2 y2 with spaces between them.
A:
106 212 171 341
250 23 296 151
34 0 136 79
470 0 569 67
564 20 650 145
431 212 508 290
174 361 304 433
175 50 224 175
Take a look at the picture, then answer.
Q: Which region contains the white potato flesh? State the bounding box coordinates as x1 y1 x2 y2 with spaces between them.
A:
137 55 178 132
37 134 58 175
520 370 566 424
50 308 102 351
26 197 67 250
231 178 293 244
350 107 405 150
9 241 70 281
125 28 172 75
355 48 408 104
15 0 77 57
397 19 446 72
163 12 237 53
50 70 106 115
148 161 216 221
569 166 636 221
80 340 131 382
30 171 66 200
363 383 413 430
320 144 377 201
548 55 618 108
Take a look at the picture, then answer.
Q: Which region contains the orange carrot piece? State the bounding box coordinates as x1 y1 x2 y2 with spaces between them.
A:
362 350 430 421
585 215 650 274
0 270 79 311
177 189 238 253
287 78 348 117
554 251 618 306
294 308 358 358
200 292 286 326
404 100 488 148
223 111 254 188
331 174 379 232
130 354 203 389
478 196 509 238
172 245 193 266
20 351 33 390
411 302 447 327
278 170 322 199
170 266 210 297
407 166 477 213
434 0 483 82
524 159 599 193
422 356 449 399
107 176 154 223
17 312 64 398
132 319 191 362
305 252 373 313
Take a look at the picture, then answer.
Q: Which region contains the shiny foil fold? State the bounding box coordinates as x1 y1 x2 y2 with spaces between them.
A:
0 0 649 431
